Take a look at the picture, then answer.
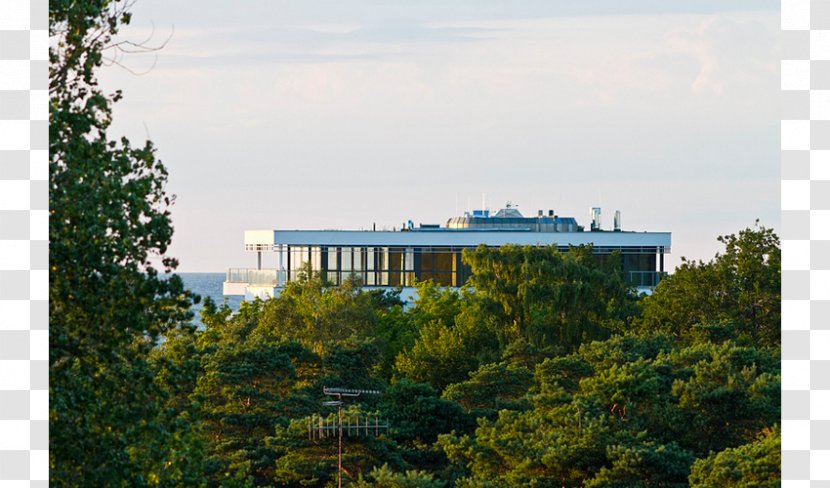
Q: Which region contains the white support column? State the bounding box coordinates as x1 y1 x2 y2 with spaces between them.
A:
278 245 285 286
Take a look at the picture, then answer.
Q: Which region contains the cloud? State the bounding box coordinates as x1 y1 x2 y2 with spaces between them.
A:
660 15 778 95
98 8 780 271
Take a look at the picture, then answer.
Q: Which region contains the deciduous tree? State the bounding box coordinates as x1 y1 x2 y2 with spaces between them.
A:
50 1 199 484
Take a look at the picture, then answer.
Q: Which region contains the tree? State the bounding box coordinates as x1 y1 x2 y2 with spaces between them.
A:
439 334 780 487
669 342 780 455
638 223 780 348
353 464 447 488
462 245 636 352
379 380 474 476
442 362 533 418
252 270 385 355
193 342 300 486
380 380 473 446
688 427 780 488
50 1 199 485
394 320 483 390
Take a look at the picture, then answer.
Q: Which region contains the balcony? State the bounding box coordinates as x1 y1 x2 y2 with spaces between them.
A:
225 268 284 287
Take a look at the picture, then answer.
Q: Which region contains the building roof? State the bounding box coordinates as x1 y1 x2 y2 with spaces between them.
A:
244 229 671 250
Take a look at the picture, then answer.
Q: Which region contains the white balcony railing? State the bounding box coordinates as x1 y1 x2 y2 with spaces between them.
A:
226 268 284 287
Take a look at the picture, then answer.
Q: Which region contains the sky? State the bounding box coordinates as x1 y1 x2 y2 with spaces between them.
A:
98 0 781 272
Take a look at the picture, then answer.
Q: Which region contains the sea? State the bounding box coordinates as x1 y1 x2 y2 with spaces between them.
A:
175 273 244 325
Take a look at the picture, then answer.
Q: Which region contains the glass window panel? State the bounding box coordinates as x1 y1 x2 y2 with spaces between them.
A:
328 247 339 272
367 248 375 271
405 248 414 271
435 253 453 274
341 248 352 271
354 247 364 271
389 249 403 271
311 246 322 273
327 271 339 286
389 269 401 286
291 246 309 271
420 251 434 272
434 273 453 287
378 248 387 271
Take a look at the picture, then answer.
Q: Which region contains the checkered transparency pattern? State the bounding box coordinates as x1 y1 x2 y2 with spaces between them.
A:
0 0 819 486
782 0 830 484
0 0 49 485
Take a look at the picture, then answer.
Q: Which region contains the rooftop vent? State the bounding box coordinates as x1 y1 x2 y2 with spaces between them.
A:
590 207 601 231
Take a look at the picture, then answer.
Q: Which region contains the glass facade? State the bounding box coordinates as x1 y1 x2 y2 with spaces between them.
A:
279 245 476 287
276 244 660 289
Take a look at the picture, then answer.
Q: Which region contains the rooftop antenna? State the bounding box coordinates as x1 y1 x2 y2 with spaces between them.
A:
308 387 388 488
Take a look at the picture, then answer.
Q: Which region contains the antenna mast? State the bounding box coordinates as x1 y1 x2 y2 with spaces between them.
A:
309 387 389 488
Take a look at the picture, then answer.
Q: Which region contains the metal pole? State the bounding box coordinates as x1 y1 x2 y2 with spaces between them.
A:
337 395 343 488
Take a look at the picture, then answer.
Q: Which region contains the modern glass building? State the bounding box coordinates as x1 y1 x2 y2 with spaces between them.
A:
223 206 671 300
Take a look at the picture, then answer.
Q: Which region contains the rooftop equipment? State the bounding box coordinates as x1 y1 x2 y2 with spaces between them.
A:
614 211 621 232
590 207 601 231
445 203 580 232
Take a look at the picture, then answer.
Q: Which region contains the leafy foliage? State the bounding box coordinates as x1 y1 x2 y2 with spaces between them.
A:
439 335 779 487
353 464 446 488
50 1 201 485
638 223 780 348
463 244 637 351
689 427 781 488
442 362 533 418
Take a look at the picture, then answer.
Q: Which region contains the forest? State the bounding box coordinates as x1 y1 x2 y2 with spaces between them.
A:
49 2 780 486
148 230 781 487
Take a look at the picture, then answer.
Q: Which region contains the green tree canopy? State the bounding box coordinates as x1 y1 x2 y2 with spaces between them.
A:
463 244 636 351
50 1 200 485
638 223 780 348
688 427 781 488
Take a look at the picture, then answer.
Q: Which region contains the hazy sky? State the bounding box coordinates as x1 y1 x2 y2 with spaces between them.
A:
99 1 780 272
